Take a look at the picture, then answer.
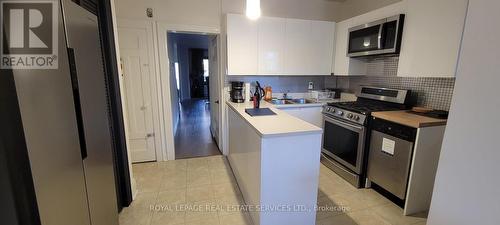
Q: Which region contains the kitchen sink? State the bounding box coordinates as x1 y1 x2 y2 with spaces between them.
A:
289 98 317 104
269 99 295 105
268 98 317 105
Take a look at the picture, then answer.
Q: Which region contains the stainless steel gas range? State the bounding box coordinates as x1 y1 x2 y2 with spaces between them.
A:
321 86 411 188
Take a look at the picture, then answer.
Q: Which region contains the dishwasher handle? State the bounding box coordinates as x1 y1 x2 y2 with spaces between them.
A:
371 117 417 142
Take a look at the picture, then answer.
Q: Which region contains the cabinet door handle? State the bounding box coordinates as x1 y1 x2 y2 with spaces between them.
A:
146 133 155 138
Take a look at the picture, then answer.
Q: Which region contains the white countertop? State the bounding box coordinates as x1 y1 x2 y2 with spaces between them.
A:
226 101 323 138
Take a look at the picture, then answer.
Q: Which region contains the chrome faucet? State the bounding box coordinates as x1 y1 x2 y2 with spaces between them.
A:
282 90 290 100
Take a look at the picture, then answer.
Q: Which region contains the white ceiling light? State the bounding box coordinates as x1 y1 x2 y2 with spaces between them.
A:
246 0 261 20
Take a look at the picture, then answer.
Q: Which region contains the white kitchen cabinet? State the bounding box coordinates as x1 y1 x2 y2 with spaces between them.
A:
332 19 350 76
280 106 324 128
258 17 286 75
300 107 324 128
309 21 335 75
226 14 335 76
284 19 311 75
284 19 335 76
397 0 468 77
226 14 258 75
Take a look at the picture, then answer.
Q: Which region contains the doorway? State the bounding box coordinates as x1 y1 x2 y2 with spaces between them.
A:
167 33 221 159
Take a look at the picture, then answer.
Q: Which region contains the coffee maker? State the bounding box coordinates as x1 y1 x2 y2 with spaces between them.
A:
230 81 245 103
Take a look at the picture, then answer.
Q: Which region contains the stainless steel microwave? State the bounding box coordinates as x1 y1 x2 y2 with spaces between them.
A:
347 14 405 57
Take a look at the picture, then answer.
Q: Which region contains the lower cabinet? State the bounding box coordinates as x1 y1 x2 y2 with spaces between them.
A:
280 106 323 128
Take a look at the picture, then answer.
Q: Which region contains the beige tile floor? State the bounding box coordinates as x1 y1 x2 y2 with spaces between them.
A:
119 155 427 225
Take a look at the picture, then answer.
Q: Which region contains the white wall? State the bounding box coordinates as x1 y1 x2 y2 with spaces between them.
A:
222 0 341 21
427 1 500 225
335 0 402 21
115 0 343 25
115 0 221 28
114 0 405 26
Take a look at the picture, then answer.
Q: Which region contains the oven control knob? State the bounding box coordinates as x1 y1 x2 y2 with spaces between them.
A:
330 108 335 113
353 115 360 121
325 107 330 112
347 113 353 119
337 111 343 116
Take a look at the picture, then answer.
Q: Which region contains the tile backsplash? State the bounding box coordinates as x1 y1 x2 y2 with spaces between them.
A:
226 76 325 93
364 56 399 77
325 55 456 111
225 73 456 111
327 76 456 111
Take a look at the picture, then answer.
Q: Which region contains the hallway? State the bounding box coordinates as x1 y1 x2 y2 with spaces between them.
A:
175 99 221 159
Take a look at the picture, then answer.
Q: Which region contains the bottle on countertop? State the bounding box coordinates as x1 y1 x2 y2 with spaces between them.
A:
253 81 265 108
264 85 273 101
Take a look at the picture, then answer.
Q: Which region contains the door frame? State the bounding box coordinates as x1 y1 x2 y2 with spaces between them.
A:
208 35 222 147
156 22 222 160
117 19 163 162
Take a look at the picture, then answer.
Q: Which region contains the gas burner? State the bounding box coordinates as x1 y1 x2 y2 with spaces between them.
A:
327 101 404 114
323 87 412 125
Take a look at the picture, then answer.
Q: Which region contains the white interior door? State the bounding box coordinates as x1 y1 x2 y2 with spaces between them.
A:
118 27 156 163
208 35 220 146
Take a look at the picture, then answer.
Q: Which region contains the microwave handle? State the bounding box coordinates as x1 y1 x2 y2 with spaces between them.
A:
378 23 384 49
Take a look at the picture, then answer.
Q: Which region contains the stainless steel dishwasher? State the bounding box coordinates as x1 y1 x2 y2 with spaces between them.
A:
367 117 417 200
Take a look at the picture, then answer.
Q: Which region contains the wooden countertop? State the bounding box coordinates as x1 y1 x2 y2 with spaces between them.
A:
372 110 447 128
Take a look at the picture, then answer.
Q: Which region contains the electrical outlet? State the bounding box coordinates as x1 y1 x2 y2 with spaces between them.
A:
308 82 314 90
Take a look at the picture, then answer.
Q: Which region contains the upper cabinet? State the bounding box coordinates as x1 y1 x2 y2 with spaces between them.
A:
332 19 352 76
309 21 335 75
284 19 335 75
226 14 258 75
226 14 336 76
258 17 286 75
284 19 312 75
397 0 468 77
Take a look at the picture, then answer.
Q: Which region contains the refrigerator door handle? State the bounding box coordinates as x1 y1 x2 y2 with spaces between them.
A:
67 48 88 159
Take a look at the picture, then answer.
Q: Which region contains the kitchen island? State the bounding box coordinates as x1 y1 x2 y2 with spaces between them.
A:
226 101 323 225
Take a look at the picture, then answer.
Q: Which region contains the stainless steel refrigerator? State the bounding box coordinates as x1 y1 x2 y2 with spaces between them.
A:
2 0 119 224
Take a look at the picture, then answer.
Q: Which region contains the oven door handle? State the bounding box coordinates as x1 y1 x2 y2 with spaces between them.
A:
324 115 364 131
